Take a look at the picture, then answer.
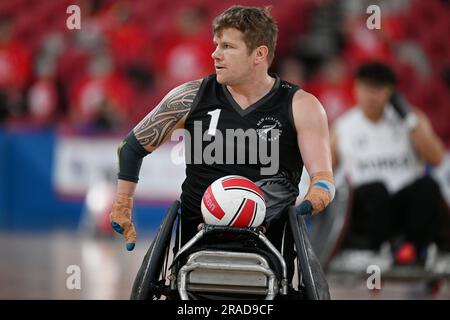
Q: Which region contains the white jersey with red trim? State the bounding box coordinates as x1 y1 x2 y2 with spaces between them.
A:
335 104 425 193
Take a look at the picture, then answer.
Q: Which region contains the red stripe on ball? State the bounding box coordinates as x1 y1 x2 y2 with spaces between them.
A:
232 198 256 227
202 185 226 219
222 178 265 200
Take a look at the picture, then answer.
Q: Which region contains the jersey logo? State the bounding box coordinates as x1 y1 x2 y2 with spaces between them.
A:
259 124 277 135
257 117 283 141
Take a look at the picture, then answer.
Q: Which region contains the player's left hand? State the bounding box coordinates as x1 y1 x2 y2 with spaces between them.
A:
295 200 313 216
390 92 419 131
390 92 411 119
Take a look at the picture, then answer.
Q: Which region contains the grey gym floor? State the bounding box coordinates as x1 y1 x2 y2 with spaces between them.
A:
0 231 449 300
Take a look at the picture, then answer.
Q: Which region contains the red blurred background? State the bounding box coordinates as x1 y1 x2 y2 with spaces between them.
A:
0 0 448 146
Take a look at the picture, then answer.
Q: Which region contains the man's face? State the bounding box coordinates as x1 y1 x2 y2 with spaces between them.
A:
211 28 254 85
355 80 392 118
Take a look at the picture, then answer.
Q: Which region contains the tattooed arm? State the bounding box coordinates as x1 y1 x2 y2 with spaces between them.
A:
117 79 202 192
111 80 202 250
133 79 202 152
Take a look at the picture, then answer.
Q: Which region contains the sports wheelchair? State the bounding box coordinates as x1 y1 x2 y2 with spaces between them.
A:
130 201 330 300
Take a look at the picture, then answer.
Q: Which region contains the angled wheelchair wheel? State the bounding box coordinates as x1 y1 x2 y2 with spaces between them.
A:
130 200 180 300
309 182 353 269
288 206 331 300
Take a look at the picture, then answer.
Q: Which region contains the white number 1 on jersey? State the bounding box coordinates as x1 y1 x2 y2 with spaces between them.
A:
207 109 221 136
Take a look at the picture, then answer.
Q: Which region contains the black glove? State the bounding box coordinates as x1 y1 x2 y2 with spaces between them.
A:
389 92 411 119
390 92 419 131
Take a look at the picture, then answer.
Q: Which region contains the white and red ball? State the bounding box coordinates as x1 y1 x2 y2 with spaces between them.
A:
201 175 266 227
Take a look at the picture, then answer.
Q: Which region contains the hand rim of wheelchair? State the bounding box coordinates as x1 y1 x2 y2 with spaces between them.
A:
288 206 331 300
130 200 330 300
130 200 180 300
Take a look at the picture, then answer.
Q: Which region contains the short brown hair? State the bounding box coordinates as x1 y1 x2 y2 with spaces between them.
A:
212 5 278 66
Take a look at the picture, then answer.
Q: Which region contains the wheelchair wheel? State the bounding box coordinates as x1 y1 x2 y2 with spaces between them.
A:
309 183 353 269
130 200 180 300
288 206 331 300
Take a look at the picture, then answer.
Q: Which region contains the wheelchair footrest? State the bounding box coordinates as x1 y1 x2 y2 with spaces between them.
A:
177 250 279 300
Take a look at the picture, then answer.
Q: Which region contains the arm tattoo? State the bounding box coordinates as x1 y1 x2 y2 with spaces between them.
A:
133 80 201 148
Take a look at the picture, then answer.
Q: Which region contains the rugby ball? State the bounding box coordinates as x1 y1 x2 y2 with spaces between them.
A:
201 175 266 227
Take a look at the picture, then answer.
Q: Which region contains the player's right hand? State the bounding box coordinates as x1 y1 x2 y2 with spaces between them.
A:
110 193 137 251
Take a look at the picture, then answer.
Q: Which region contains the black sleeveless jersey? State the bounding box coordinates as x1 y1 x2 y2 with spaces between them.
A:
180 74 304 224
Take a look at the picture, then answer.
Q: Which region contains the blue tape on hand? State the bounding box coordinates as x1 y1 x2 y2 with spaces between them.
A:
111 221 124 234
295 200 313 216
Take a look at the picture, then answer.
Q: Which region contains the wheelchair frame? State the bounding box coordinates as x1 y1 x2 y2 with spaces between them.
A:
130 200 330 300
